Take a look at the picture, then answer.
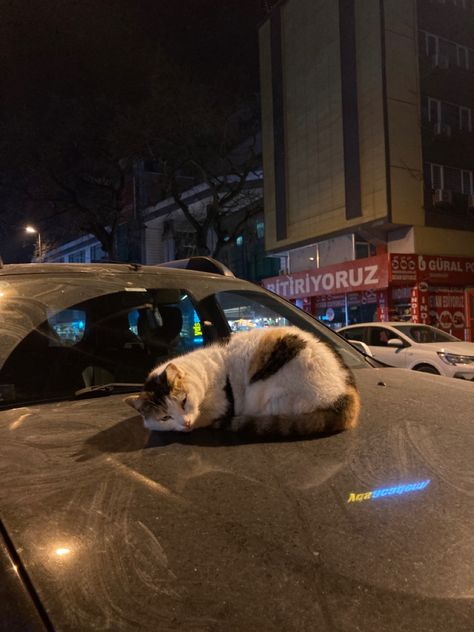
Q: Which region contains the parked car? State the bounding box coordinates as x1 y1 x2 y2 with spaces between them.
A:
1 259 473 631
339 322 474 379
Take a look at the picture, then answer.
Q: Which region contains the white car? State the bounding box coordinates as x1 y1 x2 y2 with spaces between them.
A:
339 322 474 380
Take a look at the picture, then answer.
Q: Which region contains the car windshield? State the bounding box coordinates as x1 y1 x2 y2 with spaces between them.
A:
393 324 459 343
0 271 367 408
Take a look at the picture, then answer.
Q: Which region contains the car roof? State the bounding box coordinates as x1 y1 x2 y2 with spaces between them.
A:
0 260 261 299
0 257 235 279
341 322 423 328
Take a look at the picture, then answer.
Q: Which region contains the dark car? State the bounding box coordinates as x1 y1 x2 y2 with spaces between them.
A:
0 258 473 632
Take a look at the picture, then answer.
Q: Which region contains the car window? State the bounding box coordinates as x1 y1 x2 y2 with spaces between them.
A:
213 290 368 369
48 309 86 345
173 293 204 352
341 327 367 343
0 276 369 408
393 324 458 343
369 327 404 347
216 291 290 331
0 282 206 407
121 291 204 359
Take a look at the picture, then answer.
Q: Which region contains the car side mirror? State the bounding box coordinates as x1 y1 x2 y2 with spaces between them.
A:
348 340 373 357
387 338 404 348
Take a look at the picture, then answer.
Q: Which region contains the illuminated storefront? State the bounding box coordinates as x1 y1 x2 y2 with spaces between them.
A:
262 253 474 340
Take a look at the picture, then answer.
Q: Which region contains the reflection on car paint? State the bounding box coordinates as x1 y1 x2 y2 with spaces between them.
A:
55 547 71 557
347 479 431 503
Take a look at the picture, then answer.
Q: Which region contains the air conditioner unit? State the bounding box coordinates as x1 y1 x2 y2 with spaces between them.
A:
433 189 453 206
467 194 474 211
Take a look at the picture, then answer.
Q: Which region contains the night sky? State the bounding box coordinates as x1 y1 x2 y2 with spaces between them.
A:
0 1 266 113
0 1 273 261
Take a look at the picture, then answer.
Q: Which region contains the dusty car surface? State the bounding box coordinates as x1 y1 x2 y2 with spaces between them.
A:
0 258 473 631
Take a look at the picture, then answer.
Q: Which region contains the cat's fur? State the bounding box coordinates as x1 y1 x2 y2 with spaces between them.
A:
125 326 360 436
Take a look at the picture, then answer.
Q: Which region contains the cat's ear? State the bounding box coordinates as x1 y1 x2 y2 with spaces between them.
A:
124 394 145 412
164 363 184 387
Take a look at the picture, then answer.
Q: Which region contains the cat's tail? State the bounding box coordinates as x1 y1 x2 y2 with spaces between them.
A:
215 386 360 437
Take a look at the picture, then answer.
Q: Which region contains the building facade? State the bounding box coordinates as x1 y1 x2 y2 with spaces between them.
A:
259 0 474 339
43 171 280 283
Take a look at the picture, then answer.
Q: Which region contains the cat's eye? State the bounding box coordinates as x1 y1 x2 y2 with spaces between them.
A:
161 415 172 421
182 396 187 408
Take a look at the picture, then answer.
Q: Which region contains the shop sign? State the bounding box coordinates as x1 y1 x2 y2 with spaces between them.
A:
428 287 465 333
376 290 389 321
262 255 389 300
315 294 346 309
390 254 474 285
410 286 420 323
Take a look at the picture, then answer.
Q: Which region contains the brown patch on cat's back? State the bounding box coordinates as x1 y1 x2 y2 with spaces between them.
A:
249 329 307 384
332 385 361 430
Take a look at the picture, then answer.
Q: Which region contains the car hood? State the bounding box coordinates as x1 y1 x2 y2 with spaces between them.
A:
0 368 473 631
410 341 474 355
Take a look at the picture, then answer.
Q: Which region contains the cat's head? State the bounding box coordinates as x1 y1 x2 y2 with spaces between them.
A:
124 363 194 432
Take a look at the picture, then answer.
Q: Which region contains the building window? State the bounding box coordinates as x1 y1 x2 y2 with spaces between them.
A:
461 170 473 195
90 244 106 261
457 45 469 69
236 235 244 247
423 31 472 70
460 107 472 132
355 242 376 259
428 98 441 125
426 98 472 133
68 250 85 263
430 164 444 189
256 222 265 239
444 167 462 193
442 102 458 130
425 33 438 58
440 39 457 66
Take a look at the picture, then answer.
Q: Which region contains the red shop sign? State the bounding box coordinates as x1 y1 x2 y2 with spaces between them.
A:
428 287 466 333
262 255 389 300
390 254 474 285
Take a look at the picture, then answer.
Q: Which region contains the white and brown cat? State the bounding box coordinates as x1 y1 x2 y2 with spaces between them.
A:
125 326 360 436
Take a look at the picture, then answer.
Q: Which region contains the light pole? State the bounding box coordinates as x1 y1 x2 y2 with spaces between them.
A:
25 225 42 261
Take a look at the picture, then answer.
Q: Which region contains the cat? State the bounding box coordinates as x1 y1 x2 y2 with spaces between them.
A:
124 326 360 436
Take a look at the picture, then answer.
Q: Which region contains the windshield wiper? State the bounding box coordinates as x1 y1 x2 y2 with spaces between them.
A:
74 383 142 398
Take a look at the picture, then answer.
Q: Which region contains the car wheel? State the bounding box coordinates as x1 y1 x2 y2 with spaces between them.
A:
413 364 440 375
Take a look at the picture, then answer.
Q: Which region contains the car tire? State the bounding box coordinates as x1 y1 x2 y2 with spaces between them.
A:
413 364 440 375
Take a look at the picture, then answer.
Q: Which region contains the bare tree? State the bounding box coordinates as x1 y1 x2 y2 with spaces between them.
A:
0 1 265 262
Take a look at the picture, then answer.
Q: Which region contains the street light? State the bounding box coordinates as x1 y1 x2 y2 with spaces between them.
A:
25 225 42 261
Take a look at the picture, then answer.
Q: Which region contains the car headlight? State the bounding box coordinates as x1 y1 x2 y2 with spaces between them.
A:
437 352 474 366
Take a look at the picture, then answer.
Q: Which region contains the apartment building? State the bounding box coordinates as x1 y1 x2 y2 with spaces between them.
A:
259 0 474 338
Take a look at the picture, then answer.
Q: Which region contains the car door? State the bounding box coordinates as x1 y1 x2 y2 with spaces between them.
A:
367 326 408 367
